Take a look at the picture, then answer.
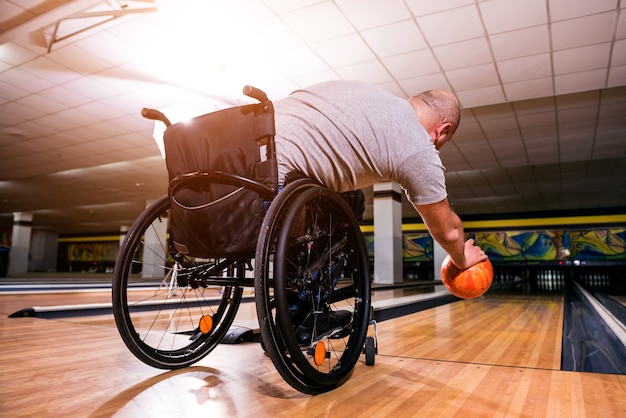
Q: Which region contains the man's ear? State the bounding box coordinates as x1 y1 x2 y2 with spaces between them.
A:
433 122 452 149
435 122 452 140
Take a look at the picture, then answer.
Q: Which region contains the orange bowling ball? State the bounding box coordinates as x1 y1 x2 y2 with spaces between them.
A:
440 255 493 299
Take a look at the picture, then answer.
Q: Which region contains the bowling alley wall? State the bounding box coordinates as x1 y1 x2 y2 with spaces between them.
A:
361 212 626 287
3 212 617 281
362 217 625 263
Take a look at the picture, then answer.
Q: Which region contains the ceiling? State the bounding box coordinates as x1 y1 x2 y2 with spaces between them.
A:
0 0 625 236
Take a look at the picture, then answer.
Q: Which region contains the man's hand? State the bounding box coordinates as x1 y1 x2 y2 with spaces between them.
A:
456 238 488 270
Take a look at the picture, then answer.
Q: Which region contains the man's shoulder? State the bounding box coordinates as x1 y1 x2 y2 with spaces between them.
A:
306 79 367 90
295 79 391 98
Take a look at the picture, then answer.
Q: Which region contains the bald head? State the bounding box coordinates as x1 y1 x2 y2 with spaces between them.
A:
408 89 461 149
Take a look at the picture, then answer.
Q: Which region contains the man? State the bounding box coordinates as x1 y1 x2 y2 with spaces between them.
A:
274 80 486 270
273 80 487 344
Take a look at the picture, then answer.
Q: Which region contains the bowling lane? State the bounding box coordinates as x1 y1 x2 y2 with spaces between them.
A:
5 279 626 417
371 283 441 301
0 290 113 317
376 292 563 370
615 295 626 307
210 289 560 374
3 283 563 371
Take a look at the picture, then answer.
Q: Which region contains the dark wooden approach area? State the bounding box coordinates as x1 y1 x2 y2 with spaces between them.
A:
1 274 625 417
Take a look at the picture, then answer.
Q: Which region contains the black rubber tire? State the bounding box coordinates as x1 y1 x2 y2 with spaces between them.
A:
255 179 371 394
365 336 375 366
112 195 243 369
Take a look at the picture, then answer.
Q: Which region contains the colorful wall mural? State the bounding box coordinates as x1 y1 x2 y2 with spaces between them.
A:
365 226 625 263
570 228 625 261
3 223 621 269
67 242 119 263
471 227 625 262
473 230 563 261
403 232 433 262
363 232 434 262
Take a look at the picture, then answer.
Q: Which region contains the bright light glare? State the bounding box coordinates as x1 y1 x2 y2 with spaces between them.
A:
139 1 291 158
152 104 205 159
133 0 277 98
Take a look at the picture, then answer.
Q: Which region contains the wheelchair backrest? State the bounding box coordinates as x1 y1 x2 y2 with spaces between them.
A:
164 97 277 259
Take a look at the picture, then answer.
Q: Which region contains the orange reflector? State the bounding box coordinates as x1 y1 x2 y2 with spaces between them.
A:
314 341 326 366
199 315 213 334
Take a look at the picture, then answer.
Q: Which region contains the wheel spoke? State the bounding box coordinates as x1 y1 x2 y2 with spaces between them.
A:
112 196 244 369
255 181 371 394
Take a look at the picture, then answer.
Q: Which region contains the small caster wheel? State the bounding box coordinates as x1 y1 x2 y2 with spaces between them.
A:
365 336 375 366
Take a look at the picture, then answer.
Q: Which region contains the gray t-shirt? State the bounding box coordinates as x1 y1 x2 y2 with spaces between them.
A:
274 80 447 206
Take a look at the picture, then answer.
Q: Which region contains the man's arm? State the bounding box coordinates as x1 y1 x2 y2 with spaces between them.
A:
414 198 487 269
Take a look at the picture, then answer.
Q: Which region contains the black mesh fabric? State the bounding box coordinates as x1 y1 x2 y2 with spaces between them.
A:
164 102 276 258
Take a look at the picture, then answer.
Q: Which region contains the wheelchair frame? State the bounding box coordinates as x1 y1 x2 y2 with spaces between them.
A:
112 86 375 394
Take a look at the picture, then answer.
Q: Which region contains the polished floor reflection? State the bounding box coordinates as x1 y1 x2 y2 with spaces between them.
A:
1 276 625 417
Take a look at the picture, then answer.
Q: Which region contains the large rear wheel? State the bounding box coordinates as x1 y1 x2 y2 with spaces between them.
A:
112 196 244 369
255 180 371 394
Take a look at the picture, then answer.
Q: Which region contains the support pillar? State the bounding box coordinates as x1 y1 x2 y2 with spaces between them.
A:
119 226 128 247
433 239 446 281
9 212 32 274
141 201 168 279
373 182 403 285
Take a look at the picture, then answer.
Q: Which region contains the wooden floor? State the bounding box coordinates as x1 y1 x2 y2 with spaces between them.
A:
1 282 625 417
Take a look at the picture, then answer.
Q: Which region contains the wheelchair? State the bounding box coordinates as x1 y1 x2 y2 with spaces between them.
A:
112 86 375 394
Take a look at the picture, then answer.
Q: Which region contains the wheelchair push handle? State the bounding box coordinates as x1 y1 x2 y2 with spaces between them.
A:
141 86 268 126
243 85 268 103
141 108 171 127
